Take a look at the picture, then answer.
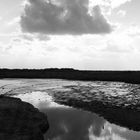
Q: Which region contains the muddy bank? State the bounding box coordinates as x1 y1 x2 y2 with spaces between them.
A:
0 96 49 140
1 78 140 131
49 85 140 131
56 98 140 131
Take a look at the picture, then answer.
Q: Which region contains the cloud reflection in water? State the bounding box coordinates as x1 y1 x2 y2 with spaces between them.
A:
15 91 140 140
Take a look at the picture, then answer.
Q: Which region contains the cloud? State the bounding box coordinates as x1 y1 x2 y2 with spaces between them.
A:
91 0 132 9
5 32 50 42
36 34 50 41
108 0 132 9
20 0 113 35
21 33 50 41
21 33 34 41
90 0 132 16
117 10 126 17
103 42 132 53
0 26 140 70
126 25 140 37
7 17 20 26
43 107 105 140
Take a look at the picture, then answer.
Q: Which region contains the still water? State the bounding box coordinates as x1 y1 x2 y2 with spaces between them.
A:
15 91 140 140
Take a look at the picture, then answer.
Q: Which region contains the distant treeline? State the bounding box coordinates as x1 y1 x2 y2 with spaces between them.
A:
0 68 140 84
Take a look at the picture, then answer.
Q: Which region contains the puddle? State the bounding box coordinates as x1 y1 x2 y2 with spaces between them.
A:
14 91 140 140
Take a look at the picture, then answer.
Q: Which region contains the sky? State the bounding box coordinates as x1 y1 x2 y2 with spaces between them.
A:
0 0 140 70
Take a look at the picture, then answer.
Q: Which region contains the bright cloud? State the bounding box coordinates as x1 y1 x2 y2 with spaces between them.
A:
0 0 139 70
89 0 132 16
7 17 20 26
117 10 126 17
88 125 127 140
90 0 132 8
109 0 132 8
0 26 139 70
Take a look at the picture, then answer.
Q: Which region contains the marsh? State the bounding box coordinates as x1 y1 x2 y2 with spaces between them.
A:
1 79 140 140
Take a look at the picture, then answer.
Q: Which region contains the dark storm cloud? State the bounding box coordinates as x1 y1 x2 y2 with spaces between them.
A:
20 0 113 35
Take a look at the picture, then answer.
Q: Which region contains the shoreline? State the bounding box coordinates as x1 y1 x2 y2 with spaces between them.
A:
1 69 140 84
0 78 140 132
49 85 140 131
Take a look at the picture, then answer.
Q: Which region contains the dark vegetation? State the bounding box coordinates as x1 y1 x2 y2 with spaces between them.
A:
0 68 140 84
0 95 49 140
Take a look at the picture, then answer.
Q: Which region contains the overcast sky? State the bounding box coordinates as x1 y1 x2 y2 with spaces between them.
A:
0 0 140 70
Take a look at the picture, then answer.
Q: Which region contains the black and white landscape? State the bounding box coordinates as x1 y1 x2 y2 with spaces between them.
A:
0 0 140 140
